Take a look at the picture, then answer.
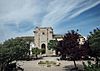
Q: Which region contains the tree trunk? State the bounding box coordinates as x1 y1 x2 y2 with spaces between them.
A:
0 64 3 71
73 59 77 68
0 63 7 71
0 63 5 71
70 58 78 71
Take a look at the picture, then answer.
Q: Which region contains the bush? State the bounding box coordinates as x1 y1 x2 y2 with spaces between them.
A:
47 64 51 67
83 61 100 71
38 61 46 64
38 60 60 67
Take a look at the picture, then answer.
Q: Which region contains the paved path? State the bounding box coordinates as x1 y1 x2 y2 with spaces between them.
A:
17 57 85 71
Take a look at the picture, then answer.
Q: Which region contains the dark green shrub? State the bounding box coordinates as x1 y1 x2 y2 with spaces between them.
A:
83 61 100 71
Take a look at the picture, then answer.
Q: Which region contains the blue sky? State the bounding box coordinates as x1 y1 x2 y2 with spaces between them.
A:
0 0 100 42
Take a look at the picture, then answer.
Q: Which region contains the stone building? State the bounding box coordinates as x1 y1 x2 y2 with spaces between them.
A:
33 27 63 55
18 27 86 56
18 27 63 55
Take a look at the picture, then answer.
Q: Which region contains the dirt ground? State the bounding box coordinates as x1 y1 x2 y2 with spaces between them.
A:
17 57 86 71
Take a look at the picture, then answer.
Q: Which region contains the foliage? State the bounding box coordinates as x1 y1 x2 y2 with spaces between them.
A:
83 61 100 71
0 38 29 71
58 30 90 70
0 43 3 47
79 41 90 59
38 61 46 64
38 60 60 67
58 30 90 59
88 28 100 65
58 30 80 59
48 40 58 50
32 48 41 58
3 38 29 59
57 30 81 69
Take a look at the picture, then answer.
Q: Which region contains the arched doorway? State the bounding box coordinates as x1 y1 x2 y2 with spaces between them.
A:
41 44 46 54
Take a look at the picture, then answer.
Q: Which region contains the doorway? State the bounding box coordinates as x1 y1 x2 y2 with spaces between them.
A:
41 44 46 54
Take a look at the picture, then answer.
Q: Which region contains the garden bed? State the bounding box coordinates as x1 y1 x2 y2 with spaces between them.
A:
38 60 61 67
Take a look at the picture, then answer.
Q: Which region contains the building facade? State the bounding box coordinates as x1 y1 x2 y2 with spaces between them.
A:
34 27 57 55
18 27 86 56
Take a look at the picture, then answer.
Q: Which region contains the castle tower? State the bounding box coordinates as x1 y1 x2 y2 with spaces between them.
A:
34 27 53 55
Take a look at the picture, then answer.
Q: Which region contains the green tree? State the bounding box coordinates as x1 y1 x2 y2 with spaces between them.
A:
0 43 3 47
3 38 29 58
48 39 58 55
83 61 100 71
0 38 29 71
88 28 100 66
32 48 41 59
48 40 58 50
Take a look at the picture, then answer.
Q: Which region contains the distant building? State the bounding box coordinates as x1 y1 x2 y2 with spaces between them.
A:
33 27 63 55
79 36 86 45
17 27 63 55
18 27 86 56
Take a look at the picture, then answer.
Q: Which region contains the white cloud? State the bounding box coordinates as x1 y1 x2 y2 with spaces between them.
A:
0 0 100 26
41 0 100 27
0 0 100 42
0 0 51 42
68 0 100 19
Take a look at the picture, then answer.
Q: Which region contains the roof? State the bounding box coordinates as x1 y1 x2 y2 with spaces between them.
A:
16 36 34 42
35 27 53 30
53 34 64 38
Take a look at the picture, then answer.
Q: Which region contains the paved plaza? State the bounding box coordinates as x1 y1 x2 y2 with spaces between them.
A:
17 57 85 71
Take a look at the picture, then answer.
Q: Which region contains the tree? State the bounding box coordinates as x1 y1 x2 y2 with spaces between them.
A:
65 30 80 68
32 48 41 59
57 40 66 59
0 38 29 71
0 43 2 47
48 40 58 50
3 38 29 58
58 30 80 69
48 39 58 55
83 61 100 71
88 28 100 66
79 40 90 59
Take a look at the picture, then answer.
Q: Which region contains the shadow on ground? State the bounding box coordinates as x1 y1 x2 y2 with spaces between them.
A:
63 64 84 71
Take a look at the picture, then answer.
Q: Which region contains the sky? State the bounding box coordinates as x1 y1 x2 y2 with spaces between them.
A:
0 0 100 42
